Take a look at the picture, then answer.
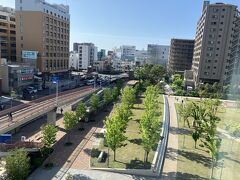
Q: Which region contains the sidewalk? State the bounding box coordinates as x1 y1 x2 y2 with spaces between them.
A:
162 96 179 179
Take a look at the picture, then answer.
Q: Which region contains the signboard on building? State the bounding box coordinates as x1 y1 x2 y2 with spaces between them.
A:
22 50 38 60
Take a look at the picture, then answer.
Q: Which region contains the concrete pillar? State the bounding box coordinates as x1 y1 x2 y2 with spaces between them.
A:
47 109 56 125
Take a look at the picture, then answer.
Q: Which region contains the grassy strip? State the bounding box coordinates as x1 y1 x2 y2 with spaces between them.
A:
91 95 164 169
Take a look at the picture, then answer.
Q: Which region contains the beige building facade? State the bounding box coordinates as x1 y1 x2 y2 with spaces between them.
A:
15 0 70 74
192 1 238 86
0 5 16 62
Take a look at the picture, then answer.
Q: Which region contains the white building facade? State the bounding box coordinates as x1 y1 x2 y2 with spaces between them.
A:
135 50 148 65
120 45 136 61
70 43 97 70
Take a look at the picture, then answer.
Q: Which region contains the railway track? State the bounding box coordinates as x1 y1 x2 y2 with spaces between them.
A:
0 87 95 133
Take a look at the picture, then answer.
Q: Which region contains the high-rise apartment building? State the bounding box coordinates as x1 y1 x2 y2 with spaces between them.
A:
228 15 240 84
120 45 136 61
15 0 70 75
192 1 238 86
147 44 170 67
71 43 97 70
168 39 195 74
0 5 16 62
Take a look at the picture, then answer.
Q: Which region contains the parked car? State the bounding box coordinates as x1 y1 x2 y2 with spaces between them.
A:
27 86 38 93
86 79 94 85
22 88 37 100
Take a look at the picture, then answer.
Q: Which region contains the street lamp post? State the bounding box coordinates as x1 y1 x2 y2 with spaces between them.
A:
56 81 58 106
52 76 59 106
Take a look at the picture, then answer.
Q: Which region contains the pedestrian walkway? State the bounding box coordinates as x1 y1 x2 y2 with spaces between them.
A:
162 96 179 179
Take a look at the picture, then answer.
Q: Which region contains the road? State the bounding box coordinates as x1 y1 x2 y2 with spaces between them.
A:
0 86 95 134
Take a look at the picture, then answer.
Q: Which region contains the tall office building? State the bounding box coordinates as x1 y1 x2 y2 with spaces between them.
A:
192 1 238 86
0 5 16 62
147 44 170 67
120 45 136 61
168 39 195 74
15 0 70 75
72 43 97 70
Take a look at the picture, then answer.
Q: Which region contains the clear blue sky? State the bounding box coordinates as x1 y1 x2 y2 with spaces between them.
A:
1 0 240 51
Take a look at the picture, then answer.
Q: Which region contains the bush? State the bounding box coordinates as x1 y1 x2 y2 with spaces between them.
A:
91 148 101 158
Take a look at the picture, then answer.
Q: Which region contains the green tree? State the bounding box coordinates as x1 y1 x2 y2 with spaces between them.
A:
114 103 132 131
63 111 77 144
140 110 160 162
134 64 166 86
140 85 161 162
41 124 58 149
91 93 99 112
5 148 30 180
103 88 113 105
76 102 87 121
105 115 126 161
178 102 192 127
121 86 136 108
112 86 120 101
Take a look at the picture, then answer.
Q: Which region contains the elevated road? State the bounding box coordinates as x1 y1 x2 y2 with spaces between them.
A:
0 87 97 134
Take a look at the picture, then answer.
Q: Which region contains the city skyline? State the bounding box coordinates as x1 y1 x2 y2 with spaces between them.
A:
1 0 240 51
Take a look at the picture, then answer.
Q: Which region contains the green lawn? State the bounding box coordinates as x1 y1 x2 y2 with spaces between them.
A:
217 107 240 134
91 94 164 169
175 102 240 180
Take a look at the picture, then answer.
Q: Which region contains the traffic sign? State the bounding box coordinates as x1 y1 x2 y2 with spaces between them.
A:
52 76 59 84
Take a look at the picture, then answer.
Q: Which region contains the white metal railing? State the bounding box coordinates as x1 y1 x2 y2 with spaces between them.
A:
151 95 170 176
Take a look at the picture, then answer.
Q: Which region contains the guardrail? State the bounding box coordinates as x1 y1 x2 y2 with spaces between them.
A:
0 141 43 152
151 95 170 176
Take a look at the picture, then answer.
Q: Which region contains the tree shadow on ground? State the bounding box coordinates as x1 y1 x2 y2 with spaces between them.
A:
131 175 158 180
129 138 142 145
92 132 104 138
126 159 151 169
178 149 211 167
83 148 92 156
175 172 208 180
72 174 94 180
165 147 178 161
135 119 140 124
132 107 145 110
170 127 192 135
224 153 240 165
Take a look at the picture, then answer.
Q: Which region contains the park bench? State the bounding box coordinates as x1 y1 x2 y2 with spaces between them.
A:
97 151 105 163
